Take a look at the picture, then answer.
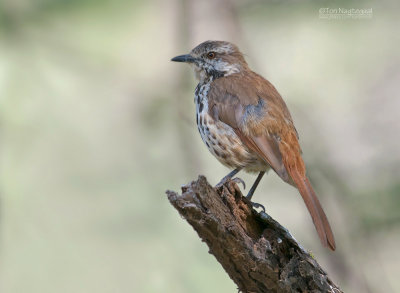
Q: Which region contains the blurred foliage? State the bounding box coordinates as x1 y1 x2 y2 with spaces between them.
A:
357 183 400 231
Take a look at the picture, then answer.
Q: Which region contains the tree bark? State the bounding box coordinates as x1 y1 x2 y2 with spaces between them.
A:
166 176 343 293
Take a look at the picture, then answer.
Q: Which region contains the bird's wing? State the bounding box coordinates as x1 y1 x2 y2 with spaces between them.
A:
208 72 336 250
208 72 294 182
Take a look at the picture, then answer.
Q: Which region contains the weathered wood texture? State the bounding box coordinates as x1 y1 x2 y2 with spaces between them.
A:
166 176 343 293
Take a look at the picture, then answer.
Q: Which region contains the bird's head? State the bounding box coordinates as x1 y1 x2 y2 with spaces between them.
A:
171 40 248 82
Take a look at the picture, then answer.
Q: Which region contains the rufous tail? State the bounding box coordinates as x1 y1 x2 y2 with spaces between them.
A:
290 169 336 250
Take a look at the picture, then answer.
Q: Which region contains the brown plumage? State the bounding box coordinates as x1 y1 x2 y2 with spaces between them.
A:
171 40 336 250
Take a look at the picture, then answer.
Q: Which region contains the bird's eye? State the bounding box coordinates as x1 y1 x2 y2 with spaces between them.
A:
207 52 216 59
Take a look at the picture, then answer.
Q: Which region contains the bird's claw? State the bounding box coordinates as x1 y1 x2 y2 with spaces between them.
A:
216 176 245 190
231 177 246 190
251 202 266 213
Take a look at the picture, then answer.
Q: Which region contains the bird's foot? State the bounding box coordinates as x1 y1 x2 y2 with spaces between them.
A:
216 176 245 190
231 177 246 190
250 201 266 213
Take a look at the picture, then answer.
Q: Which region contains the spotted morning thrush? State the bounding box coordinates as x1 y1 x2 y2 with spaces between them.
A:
171 40 335 250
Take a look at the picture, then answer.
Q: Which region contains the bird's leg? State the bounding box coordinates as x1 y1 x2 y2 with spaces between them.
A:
216 168 243 188
246 171 266 212
246 171 265 200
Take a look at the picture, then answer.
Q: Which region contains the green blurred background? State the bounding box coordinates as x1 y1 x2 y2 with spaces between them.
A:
1 0 399 292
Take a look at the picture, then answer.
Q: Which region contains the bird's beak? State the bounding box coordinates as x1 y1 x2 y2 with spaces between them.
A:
171 54 196 63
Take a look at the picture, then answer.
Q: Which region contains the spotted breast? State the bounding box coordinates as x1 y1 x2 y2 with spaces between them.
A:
195 79 267 173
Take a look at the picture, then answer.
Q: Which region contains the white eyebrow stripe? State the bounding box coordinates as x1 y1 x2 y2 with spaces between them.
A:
214 44 233 54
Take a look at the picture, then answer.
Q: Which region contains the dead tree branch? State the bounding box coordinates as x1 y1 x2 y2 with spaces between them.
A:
166 176 343 293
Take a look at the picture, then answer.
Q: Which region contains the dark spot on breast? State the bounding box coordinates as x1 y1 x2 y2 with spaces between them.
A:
199 101 204 112
206 126 210 132
211 133 216 140
214 149 221 157
218 142 226 150
200 115 203 125
220 153 227 159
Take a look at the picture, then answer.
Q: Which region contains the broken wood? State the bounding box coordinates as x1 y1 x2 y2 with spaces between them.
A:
166 176 343 293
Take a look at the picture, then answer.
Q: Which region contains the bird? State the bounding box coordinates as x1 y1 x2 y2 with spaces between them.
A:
171 40 336 250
